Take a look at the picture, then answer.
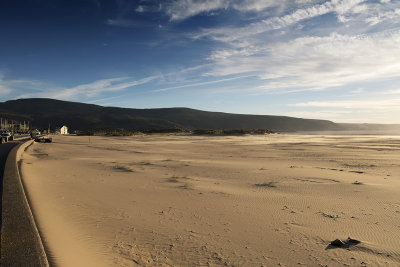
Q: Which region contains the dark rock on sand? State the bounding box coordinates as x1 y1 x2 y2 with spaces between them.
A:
330 237 361 248
331 239 345 247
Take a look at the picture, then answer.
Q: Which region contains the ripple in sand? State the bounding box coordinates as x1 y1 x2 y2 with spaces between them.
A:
254 182 277 188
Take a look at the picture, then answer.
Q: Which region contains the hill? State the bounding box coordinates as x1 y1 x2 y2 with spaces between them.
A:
0 98 399 133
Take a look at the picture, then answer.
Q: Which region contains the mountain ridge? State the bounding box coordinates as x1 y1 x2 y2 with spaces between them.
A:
0 98 399 132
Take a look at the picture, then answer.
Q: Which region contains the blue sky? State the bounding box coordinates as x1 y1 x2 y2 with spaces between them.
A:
1 0 400 123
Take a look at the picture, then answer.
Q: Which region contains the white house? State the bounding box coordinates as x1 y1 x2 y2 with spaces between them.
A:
60 125 68 135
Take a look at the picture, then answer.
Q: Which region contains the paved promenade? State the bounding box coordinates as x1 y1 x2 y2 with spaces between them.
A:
0 140 50 266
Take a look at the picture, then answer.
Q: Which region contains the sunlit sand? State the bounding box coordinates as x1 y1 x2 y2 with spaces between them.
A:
21 134 400 266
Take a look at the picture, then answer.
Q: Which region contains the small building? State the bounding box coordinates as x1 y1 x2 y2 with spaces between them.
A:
60 125 68 135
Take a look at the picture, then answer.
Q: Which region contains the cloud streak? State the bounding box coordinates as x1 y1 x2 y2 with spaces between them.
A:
105 18 138 27
164 0 281 21
166 0 229 21
205 30 400 92
176 0 400 93
153 75 255 92
17 76 157 100
0 73 48 97
0 76 12 96
286 98 400 123
191 0 365 42
290 99 400 109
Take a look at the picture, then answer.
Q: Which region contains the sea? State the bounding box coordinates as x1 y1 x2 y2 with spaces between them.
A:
284 130 400 135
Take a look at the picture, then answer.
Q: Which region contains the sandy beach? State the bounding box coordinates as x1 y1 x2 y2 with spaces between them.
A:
20 134 400 266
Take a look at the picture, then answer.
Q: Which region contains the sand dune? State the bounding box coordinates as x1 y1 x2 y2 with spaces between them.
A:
20 134 400 266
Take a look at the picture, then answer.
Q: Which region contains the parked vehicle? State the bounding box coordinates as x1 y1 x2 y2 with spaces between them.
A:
0 131 13 143
1 131 12 138
34 137 52 143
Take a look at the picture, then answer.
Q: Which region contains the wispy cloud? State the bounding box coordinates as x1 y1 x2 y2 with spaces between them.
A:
282 109 392 123
286 98 400 123
3 0 400 124
0 73 47 97
164 0 281 21
105 18 138 27
87 95 126 106
191 0 365 42
382 89 400 95
0 75 12 96
153 75 255 92
283 110 353 121
135 5 145 13
165 0 229 21
105 0 400 98
178 0 400 94
232 0 280 12
0 84 11 96
351 88 364 94
18 76 157 100
206 30 400 92
290 99 400 109
7 65 219 102
366 8 400 25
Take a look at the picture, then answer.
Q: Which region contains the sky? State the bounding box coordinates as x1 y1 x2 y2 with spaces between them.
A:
1 0 400 123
